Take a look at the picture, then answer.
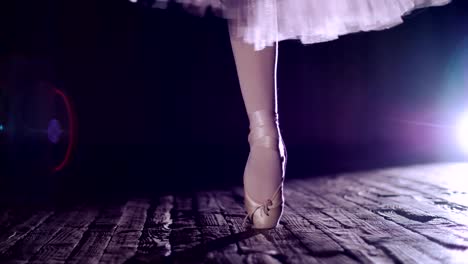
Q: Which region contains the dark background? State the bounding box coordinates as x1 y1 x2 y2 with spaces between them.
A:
1 0 467 200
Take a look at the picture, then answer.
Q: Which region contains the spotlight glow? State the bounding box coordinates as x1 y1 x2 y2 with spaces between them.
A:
456 111 468 154
0 124 3 131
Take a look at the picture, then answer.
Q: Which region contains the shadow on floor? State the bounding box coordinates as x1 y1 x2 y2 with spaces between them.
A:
125 228 265 264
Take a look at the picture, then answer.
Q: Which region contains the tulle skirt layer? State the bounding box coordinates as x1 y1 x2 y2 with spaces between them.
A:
135 0 451 50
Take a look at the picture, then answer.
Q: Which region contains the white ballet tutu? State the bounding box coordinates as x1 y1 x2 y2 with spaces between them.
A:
131 0 451 50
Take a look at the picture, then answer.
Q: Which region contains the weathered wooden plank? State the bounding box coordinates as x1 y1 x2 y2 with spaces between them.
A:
127 195 173 264
379 242 441 264
29 228 88 264
193 191 244 264
340 176 468 249
97 199 150 264
65 203 127 264
145 191 243 264
166 194 203 263
316 254 362 264
2 207 83 262
309 176 468 263
65 207 100 229
375 163 468 207
361 173 468 226
386 174 468 215
196 192 232 243
67 200 145 264
231 187 355 264
268 222 360 264
0 210 53 256
28 206 98 264
280 211 346 257
66 231 113 264
242 253 282 264
421 218 468 245
355 174 468 227
266 226 325 264
169 194 202 251
284 182 394 264
377 210 468 249
3 163 468 264
286 181 412 263
147 195 174 227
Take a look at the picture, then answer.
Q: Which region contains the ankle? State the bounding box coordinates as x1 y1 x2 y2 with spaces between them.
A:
247 112 282 151
247 109 278 126
248 110 280 135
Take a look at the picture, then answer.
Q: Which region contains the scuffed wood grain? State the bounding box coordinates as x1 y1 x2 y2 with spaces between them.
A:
28 207 98 264
129 195 173 263
0 210 53 256
2 207 85 262
3 162 468 264
66 203 127 264
99 199 150 264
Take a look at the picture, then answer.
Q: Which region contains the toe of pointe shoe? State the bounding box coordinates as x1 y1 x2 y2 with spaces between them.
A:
250 205 283 229
244 190 284 229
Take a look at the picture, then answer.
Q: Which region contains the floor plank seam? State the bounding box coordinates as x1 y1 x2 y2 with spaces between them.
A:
4 163 468 264
214 193 245 257
377 242 409 264
135 200 158 255
0 210 55 257
281 223 345 259
96 203 127 264
384 176 468 212
21 208 81 263
64 205 104 263
341 192 468 259
327 178 465 249
224 189 247 257
283 201 365 264
357 176 468 219
349 177 468 247
375 211 468 251
0 210 55 262
334 176 466 261
288 181 417 263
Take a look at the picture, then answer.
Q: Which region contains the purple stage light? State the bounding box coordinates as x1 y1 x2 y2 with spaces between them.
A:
456 111 468 154
47 118 63 144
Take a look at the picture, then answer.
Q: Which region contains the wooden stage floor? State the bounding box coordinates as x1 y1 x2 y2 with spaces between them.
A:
1 163 468 263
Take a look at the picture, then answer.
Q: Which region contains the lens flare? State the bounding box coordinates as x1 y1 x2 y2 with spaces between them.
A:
47 119 63 144
456 111 468 154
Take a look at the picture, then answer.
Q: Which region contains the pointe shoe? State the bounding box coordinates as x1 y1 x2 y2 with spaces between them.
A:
243 109 287 229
